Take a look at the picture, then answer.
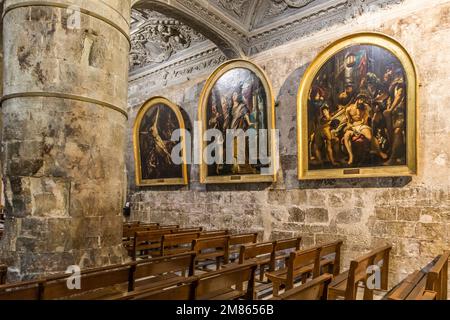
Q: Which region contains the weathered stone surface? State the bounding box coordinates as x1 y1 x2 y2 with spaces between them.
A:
288 207 305 223
305 208 329 224
0 0 131 281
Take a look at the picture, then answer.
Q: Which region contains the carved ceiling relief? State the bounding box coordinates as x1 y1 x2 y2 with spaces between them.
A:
217 0 249 18
130 10 207 71
264 0 315 18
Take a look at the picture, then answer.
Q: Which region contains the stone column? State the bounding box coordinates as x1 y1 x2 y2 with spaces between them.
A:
0 0 131 281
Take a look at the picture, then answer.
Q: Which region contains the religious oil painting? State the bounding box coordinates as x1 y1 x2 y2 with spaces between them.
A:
134 97 188 186
199 60 276 184
298 33 418 180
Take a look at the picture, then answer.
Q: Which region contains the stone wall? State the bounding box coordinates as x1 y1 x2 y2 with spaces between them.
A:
127 0 450 286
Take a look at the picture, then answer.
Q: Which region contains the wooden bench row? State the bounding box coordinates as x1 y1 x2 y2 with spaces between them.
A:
273 246 449 301
0 252 258 301
130 230 257 262
0 252 196 300
115 263 257 300
123 224 182 240
384 251 449 300
268 243 391 300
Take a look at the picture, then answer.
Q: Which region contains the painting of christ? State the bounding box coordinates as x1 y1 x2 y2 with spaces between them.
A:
298 33 417 179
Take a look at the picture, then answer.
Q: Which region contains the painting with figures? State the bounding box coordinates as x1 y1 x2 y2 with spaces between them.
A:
199 60 276 184
298 33 417 179
134 97 188 186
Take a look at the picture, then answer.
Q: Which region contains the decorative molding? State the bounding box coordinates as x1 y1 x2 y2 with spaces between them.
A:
1 92 128 118
130 9 207 71
129 46 226 94
217 0 249 18
264 0 315 19
248 0 405 54
129 0 406 86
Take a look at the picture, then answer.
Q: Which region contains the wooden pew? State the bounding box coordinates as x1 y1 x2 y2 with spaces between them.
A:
173 227 203 234
266 246 321 297
161 224 180 229
116 277 198 300
130 229 177 260
45 252 195 300
0 252 196 300
161 232 201 256
329 244 392 300
192 236 230 270
271 237 302 271
131 252 196 292
124 221 141 227
271 274 333 300
228 233 258 262
385 251 449 300
195 262 257 300
425 251 449 300
0 279 44 300
239 242 274 282
0 264 7 285
123 225 160 240
41 264 133 300
317 240 343 276
199 230 229 238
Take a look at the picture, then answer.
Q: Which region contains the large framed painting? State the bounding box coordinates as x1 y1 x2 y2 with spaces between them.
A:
133 97 188 186
198 59 277 184
297 32 418 180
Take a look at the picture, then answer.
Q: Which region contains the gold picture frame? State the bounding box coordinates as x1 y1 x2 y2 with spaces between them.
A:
198 59 277 184
133 96 188 186
298 32 418 180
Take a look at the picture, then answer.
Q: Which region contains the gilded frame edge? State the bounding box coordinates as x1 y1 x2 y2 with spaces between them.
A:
198 59 277 184
133 96 189 187
297 32 419 180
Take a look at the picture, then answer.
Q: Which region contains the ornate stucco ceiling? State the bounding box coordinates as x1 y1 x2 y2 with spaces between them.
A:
129 0 404 89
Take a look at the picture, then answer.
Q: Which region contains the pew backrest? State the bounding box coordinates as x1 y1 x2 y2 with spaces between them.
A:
161 232 201 256
195 262 257 300
425 251 449 300
123 225 159 239
346 244 392 300
199 230 229 238
131 229 176 260
317 240 343 276
239 242 274 264
42 264 133 300
0 280 43 300
133 252 196 290
286 247 321 290
271 237 302 270
273 274 333 300
173 227 203 234
117 277 198 300
192 236 230 265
